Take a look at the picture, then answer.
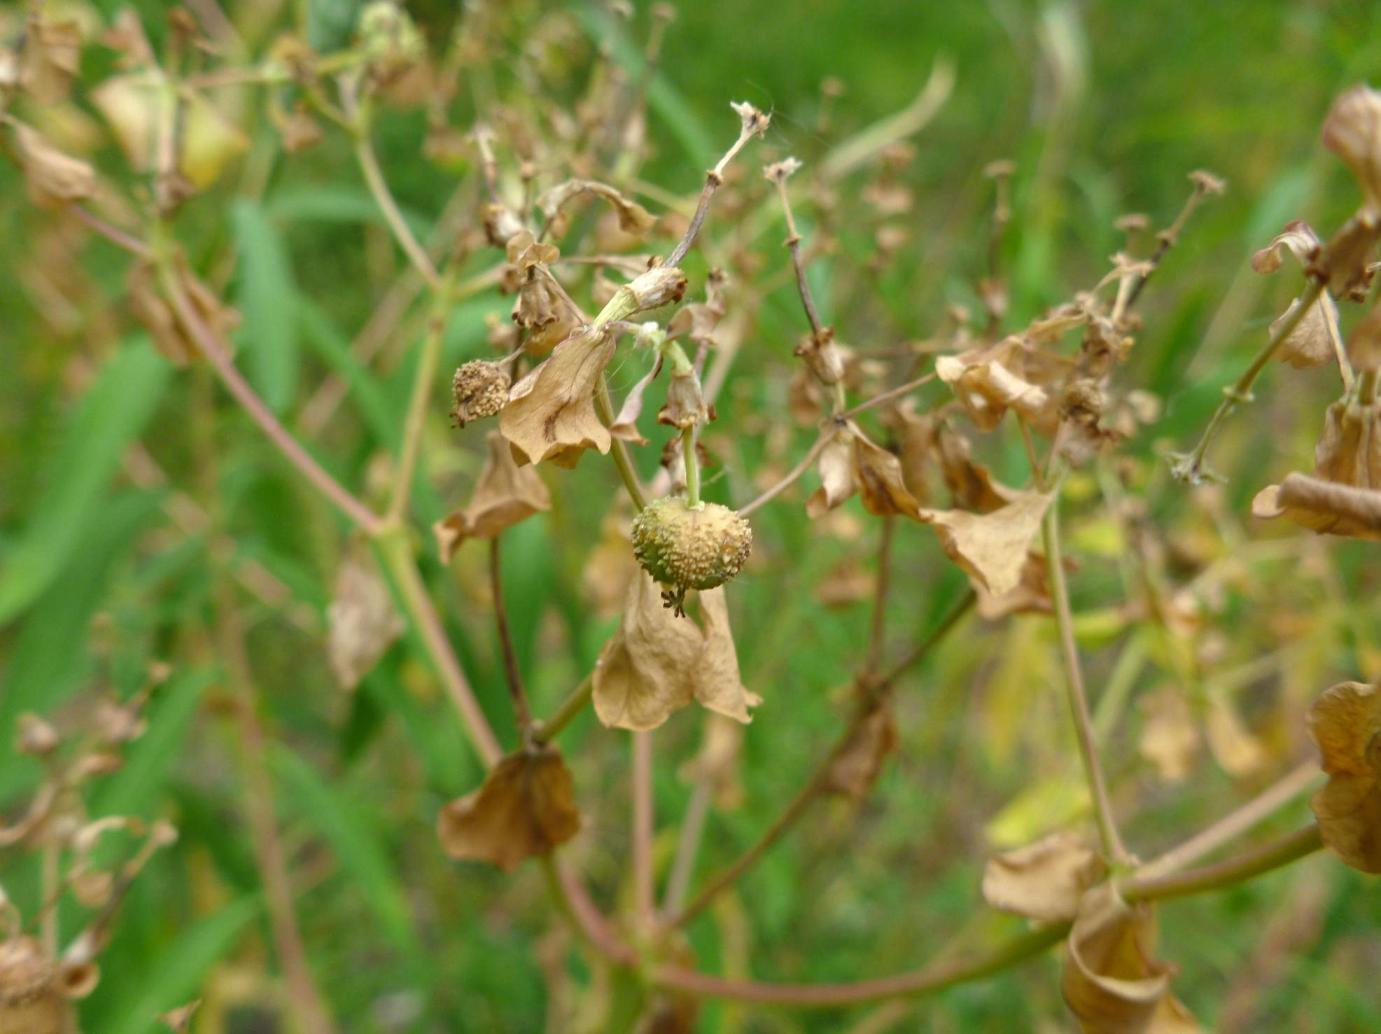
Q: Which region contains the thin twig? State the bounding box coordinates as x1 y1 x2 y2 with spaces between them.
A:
378 534 503 768
665 105 769 267
1137 760 1321 880
769 168 827 340
353 123 441 289
740 430 833 518
866 517 895 676
1172 279 1325 484
1042 490 1129 865
71 206 152 257
1125 173 1222 310
595 377 648 510
836 372 937 421
1123 824 1323 903
158 258 384 534
386 280 452 523
632 731 656 931
532 674 595 746
671 590 975 928
489 536 532 734
663 779 713 916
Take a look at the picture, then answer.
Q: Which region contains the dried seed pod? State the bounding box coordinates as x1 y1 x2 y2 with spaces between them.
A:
631 497 752 607
451 361 510 427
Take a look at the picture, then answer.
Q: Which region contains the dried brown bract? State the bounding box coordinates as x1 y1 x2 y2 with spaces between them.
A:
437 747 582 870
982 830 1105 923
1308 680 1381 872
435 432 552 561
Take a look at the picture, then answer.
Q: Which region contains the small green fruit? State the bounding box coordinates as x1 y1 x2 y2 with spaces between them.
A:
631 497 752 607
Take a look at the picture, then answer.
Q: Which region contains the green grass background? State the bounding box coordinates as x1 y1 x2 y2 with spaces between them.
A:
4 0 1381 1030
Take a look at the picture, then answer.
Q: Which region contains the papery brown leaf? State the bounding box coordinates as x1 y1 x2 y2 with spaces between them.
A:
536 179 655 237
1251 220 1322 275
1308 680 1381 872
1272 292 1343 369
920 490 1053 597
12 121 95 209
437 748 581 870
849 425 922 518
936 347 1059 434
160 1001 201 1032
592 573 760 731
975 552 1053 619
499 328 615 467
982 830 1105 922
1138 687 1200 783
823 705 898 799
679 716 745 810
805 431 856 517
434 432 552 561
1062 885 1189 1034
1253 473 1381 540
327 550 404 690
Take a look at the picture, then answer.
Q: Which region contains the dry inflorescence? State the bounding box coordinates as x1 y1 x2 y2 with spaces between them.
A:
5 2 1381 1030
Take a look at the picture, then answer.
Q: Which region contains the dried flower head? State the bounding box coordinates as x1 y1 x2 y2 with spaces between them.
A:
451 360 511 427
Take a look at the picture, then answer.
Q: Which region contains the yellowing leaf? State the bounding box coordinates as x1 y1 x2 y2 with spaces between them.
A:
437 748 581 871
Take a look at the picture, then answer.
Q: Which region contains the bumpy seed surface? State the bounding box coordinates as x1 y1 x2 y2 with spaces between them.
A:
451 361 509 426
631 497 752 592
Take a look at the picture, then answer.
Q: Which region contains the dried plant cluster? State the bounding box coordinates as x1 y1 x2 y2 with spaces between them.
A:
4 1 1381 1031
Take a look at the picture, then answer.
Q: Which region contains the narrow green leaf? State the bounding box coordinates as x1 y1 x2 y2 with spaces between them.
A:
270 747 424 960
0 342 169 625
231 199 299 413
102 896 259 1034
297 298 401 448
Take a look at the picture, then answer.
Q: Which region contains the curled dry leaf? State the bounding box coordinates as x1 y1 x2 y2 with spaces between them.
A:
919 490 1053 597
1251 220 1322 275
1308 680 1381 872
1322 84 1381 214
1062 884 1196 1034
936 345 1060 434
1253 385 1381 539
823 705 898 800
806 430 856 517
11 121 95 209
434 432 552 562
592 572 760 731
536 179 656 237
437 747 581 871
499 328 615 467
982 829 1105 923
850 426 922 518
975 552 1053 619
160 1000 202 1032
327 550 404 690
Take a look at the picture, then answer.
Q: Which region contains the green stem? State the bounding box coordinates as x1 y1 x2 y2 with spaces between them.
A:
1042 489 1129 865
387 277 454 524
378 532 503 767
1173 279 1325 483
532 673 595 746
1123 824 1322 902
683 427 701 507
595 378 648 511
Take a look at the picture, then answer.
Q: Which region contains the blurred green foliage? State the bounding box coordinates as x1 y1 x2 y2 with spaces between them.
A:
4 1 1381 1032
